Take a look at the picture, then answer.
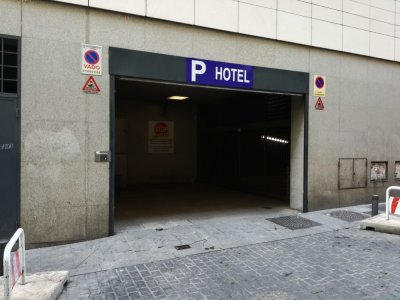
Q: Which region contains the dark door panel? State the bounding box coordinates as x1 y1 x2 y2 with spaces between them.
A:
0 97 19 239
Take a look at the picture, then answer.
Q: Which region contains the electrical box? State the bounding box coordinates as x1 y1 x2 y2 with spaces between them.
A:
370 161 388 182
95 151 110 162
339 158 367 189
395 162 400 181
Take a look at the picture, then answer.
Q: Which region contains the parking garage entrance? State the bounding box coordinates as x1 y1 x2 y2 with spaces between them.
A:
109 49 309 234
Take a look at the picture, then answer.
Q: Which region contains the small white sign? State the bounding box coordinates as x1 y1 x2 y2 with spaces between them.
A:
370 162 387 181
148 121 174 154
395 162 400 180
81 44 102 76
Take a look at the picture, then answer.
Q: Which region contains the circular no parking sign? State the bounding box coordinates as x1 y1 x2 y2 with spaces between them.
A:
84 50 100 65
315 76 325 89
313 75 326 97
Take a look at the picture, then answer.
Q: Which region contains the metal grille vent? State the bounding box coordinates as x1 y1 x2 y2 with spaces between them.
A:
328 210 367 222
267 215 321 230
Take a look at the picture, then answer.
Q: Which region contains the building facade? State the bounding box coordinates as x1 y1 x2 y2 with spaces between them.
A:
1 0 400 245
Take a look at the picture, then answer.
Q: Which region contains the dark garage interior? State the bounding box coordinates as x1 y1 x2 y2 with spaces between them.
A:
113 78 293 230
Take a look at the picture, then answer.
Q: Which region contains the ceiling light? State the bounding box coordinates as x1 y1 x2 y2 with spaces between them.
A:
262 136 289 144
168 96 189 101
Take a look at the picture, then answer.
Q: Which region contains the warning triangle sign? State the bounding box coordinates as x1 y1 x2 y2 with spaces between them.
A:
315 97 324 110
82 75 100 94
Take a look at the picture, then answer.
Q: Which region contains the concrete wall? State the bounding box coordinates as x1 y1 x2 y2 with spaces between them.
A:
51 0 400 63
117 99 197 185
307 49 400 210
290 97 304 211
0 0 110 244
1 0 400 243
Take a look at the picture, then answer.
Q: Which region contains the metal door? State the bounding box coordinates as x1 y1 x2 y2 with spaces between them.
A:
0 96 19 239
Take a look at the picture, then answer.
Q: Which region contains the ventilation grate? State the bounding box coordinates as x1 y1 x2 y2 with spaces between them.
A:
328 210 368 222
175 245 191 250
267 215 321 230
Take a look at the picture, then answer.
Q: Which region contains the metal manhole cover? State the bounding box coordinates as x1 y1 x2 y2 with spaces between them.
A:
379 203 386 211
328 210 367 222
267 215 321 230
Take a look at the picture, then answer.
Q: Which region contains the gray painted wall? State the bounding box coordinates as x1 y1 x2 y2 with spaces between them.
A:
1 0 400 243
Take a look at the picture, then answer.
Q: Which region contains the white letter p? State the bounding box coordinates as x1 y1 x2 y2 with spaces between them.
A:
191 60 206 82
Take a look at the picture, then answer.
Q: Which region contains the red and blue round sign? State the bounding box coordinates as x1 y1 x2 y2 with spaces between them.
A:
82 44 102 76
315 76 325 89
84 50 100 65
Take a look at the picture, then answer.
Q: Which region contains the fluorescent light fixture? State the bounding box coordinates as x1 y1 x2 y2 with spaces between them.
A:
168 96 189 101
261 135 289 144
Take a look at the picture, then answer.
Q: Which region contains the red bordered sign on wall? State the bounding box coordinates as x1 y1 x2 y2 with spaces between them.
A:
82 75 100 94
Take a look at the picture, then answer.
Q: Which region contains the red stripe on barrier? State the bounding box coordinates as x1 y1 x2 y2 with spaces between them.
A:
11 252 16 287
16 249 21 277
391 197 400 214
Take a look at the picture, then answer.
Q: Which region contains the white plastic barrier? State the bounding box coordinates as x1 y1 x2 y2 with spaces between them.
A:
388 197 400 216
386 186 400 221
3 228 26 300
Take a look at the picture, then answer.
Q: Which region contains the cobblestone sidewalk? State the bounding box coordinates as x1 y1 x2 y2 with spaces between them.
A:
59 227 400 300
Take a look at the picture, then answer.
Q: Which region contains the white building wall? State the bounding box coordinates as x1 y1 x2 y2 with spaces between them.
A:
52 0 400 63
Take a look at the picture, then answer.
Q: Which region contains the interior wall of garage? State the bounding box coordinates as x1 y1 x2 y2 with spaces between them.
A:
290 97 304 211
116 99 197 185
2 0 400 244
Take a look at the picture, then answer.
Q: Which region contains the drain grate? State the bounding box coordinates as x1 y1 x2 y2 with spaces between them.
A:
379 203 386 211
175 244 191 250
328 210 367 222
267 215 321 230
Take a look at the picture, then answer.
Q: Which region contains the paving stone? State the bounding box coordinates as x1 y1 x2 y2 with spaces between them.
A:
59 227 400 299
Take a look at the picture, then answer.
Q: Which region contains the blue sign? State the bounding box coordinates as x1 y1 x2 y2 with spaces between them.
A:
186 58 254 89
